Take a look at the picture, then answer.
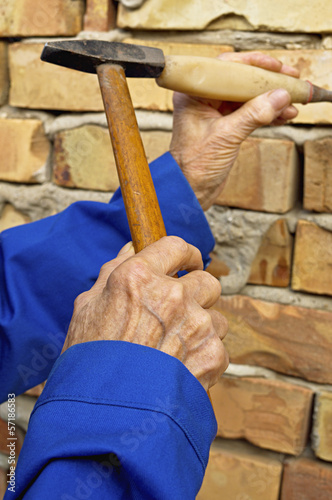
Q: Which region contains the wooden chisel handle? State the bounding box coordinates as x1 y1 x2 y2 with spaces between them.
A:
156 55 332 104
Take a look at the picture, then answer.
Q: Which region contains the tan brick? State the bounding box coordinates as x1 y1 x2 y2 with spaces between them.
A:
118 0 332 33
248 219 293 287
9 43 103 112
0 0 83 36
281 457 332 500
211 376 313 455
84 0 117 31
206 253 230 279
0 42 9 106
262 50 332 125
313 392 332 462
216 138 299 213
0 119 50 183
292 220 332 296
53 126 171 191
124 39 233 111
304 138 332 212
197 439 282 500
213 295 332 384
0 204 31 232
9 41 232 112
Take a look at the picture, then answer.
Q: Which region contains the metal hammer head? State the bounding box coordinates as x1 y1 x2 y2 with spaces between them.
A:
41 40 165 78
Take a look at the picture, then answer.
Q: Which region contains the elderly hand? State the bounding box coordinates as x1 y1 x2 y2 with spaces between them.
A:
170 51 300 210
62 236 229 391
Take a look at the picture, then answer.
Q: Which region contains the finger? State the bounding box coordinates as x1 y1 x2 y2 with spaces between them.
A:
136 236 204 277
91 242 136 291
220 88 291 141
207 309 229 341
218 51 300 77
180 270 222 308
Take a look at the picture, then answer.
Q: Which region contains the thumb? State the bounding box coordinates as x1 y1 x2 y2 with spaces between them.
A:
223 88 291 142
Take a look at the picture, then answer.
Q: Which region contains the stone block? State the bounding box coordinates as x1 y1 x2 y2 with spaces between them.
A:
206 253 230 279
0 42 9 106
216 137 299 213
211 376 313 455
9 40 232 112
84 0 117 31
281 457 332 500
9 43 103 112
53 126 171 191
118 0 332 33
0 119 50 183
292 220 332 296
197 439 282 500
0 0 84 36
313 391 332 462
0 204 31 232
262 50 332 125
123 38 233 111
304 138 332 212
213 295 332 384
248 219 293 287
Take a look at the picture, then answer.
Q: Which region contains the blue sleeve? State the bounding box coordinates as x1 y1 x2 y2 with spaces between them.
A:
5 341 217 500
0 153 215 402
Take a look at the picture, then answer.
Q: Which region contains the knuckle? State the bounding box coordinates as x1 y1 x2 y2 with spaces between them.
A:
73 291 89 312
164 235 189 254
108 256 151 290
167 281 185 304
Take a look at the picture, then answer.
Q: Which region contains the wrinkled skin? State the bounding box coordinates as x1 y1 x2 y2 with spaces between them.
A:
170 51 299 210
63 52 300 391
63 237 229 391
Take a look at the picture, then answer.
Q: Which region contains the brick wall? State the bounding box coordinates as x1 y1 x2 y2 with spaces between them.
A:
0 1 332 498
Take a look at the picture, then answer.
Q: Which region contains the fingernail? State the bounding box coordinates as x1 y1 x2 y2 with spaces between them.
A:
117 241 134 256
267 88 291 110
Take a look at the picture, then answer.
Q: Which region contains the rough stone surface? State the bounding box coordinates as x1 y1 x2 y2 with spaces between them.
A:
281 457 332 500
0 182 111 222
216 137 300 213
0 204 31 232
304 138 332 212
123 38 233 111
312 391 332 462
248 219 293 287
242 285 332 314
213 295 332 384
128 30 320 51
0 118 50 183
0 43 9 106
84 0 117 31
206 206 283 294
53 126 171 191
292 220 332 296
0 0 84 36
117 0 332 33
9 43 103 112
211 376 313 455
197 439 283 500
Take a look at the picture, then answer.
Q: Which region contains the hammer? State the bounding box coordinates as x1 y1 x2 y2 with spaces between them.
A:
41 40 332 252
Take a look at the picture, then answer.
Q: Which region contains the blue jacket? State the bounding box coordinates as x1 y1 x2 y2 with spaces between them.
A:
1 153 217 499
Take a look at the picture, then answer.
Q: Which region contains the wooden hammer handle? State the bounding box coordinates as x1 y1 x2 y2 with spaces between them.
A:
97 63 167 253
97 63 213 404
